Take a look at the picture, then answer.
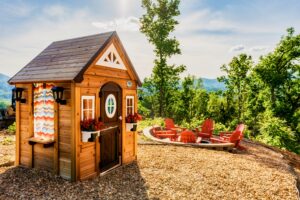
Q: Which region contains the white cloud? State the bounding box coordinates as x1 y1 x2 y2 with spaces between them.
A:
250 46 269 52
92 16 140 32
1 1 299 81
177 9 236 35
229 45 245 52
0 2 34 17
43 5 66 18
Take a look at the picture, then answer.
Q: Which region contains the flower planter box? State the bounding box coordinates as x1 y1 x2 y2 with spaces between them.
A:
81 130 100 142
126 123 137 131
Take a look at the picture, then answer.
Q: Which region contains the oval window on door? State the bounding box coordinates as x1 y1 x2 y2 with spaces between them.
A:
105 94 117 118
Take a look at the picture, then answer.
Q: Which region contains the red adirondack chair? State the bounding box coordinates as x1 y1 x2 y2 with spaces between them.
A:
210 124 246 150
180 130 196 143
194 118 214 139
164 118 185 131
152 127 178 141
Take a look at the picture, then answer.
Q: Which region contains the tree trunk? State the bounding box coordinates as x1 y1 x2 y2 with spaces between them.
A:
271 87 276 107
158 51 164 117
238 84 241 122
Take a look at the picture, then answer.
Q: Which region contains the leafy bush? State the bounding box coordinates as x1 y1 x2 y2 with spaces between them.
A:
179 117 203 130
0 100 9 109
1 137 13 145
256 111 299 153
137 117 165 132
213 122 228 135
7 122 16 134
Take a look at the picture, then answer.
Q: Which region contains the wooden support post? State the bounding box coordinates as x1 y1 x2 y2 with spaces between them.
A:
28 85 33 168
134 93 138 159
95 136 100 174
53 102 59 175
15 101 20 166
71 83 80 181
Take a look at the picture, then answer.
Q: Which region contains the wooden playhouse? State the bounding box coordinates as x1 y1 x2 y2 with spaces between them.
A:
8 31 142 181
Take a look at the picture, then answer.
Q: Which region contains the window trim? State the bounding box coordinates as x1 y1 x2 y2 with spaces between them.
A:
81 95 95 120
105 94 117 118
126 96 135 116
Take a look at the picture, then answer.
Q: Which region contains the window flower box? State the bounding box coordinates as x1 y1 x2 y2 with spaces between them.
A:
80 119 103 142
81 130 100 142
126 123 137 131
125 113 142 132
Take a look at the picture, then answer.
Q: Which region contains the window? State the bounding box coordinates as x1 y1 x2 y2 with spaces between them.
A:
126 96 134 116
105 94 117 118
81 96 95 120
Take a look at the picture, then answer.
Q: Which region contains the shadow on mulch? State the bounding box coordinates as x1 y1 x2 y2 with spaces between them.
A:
0 162 150 200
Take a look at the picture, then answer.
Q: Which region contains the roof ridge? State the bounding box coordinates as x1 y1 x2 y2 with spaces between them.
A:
52 31 116 43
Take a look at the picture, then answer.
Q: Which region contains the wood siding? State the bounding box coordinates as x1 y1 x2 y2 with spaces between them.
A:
16 84 33 167
15 83 72 180
76 38 138 180
57 83 72 180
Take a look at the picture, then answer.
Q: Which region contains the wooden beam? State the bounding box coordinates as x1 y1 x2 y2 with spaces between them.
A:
28 85 34 168
53 102 59 175
134 93 138 159
15 101 20 166
71 83 81 181
95 136 100 175
75 86 81 181
71 82 76 181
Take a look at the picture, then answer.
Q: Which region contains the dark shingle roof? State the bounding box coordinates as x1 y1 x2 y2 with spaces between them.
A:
8 31 141 85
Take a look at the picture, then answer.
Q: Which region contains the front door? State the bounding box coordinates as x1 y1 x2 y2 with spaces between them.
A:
99 83 122 172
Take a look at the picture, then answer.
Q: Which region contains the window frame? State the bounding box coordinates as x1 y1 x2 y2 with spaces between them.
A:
81 95 95 121
105 94 117 118
126 96 135 116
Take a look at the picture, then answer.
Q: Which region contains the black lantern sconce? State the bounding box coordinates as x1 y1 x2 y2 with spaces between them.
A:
12 87 26 103
51 86 67 105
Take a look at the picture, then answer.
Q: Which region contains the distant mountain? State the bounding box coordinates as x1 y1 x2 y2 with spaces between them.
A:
201 78 226 91
0 73 13 100
177 78 226 91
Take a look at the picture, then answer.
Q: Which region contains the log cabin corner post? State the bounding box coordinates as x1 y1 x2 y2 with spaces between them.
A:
8 31 142 181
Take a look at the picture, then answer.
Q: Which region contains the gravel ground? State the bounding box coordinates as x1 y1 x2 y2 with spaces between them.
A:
0 130 15 167
0 137 299 199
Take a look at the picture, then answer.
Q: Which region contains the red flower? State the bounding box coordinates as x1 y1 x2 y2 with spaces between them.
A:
80 119 104 131
125 113 142 123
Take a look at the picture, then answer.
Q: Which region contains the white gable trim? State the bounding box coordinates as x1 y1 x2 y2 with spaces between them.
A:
95 43 126 70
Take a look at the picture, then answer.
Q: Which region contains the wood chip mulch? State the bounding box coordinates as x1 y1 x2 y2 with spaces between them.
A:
0 131 15 167
0 140 299 199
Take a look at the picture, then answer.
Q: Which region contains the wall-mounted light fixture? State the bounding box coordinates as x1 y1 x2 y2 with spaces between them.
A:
12 87 26 103
51 86 67 105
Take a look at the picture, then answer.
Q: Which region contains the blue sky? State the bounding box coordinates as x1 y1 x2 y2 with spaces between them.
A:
1 0 300 80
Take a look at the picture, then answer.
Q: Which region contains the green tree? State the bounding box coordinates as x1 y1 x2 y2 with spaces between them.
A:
255 27 300 140
138 78 156 118
256 110 299 153
175 76 199 122
0 100 9 109
140 0 186 117
219 54 253 122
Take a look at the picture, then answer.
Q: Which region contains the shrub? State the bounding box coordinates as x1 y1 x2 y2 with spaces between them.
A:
1 137 13 145
256 111 299 153
179 117 203 130
213 122 228 135
137 117 165 132
7 122 16 134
